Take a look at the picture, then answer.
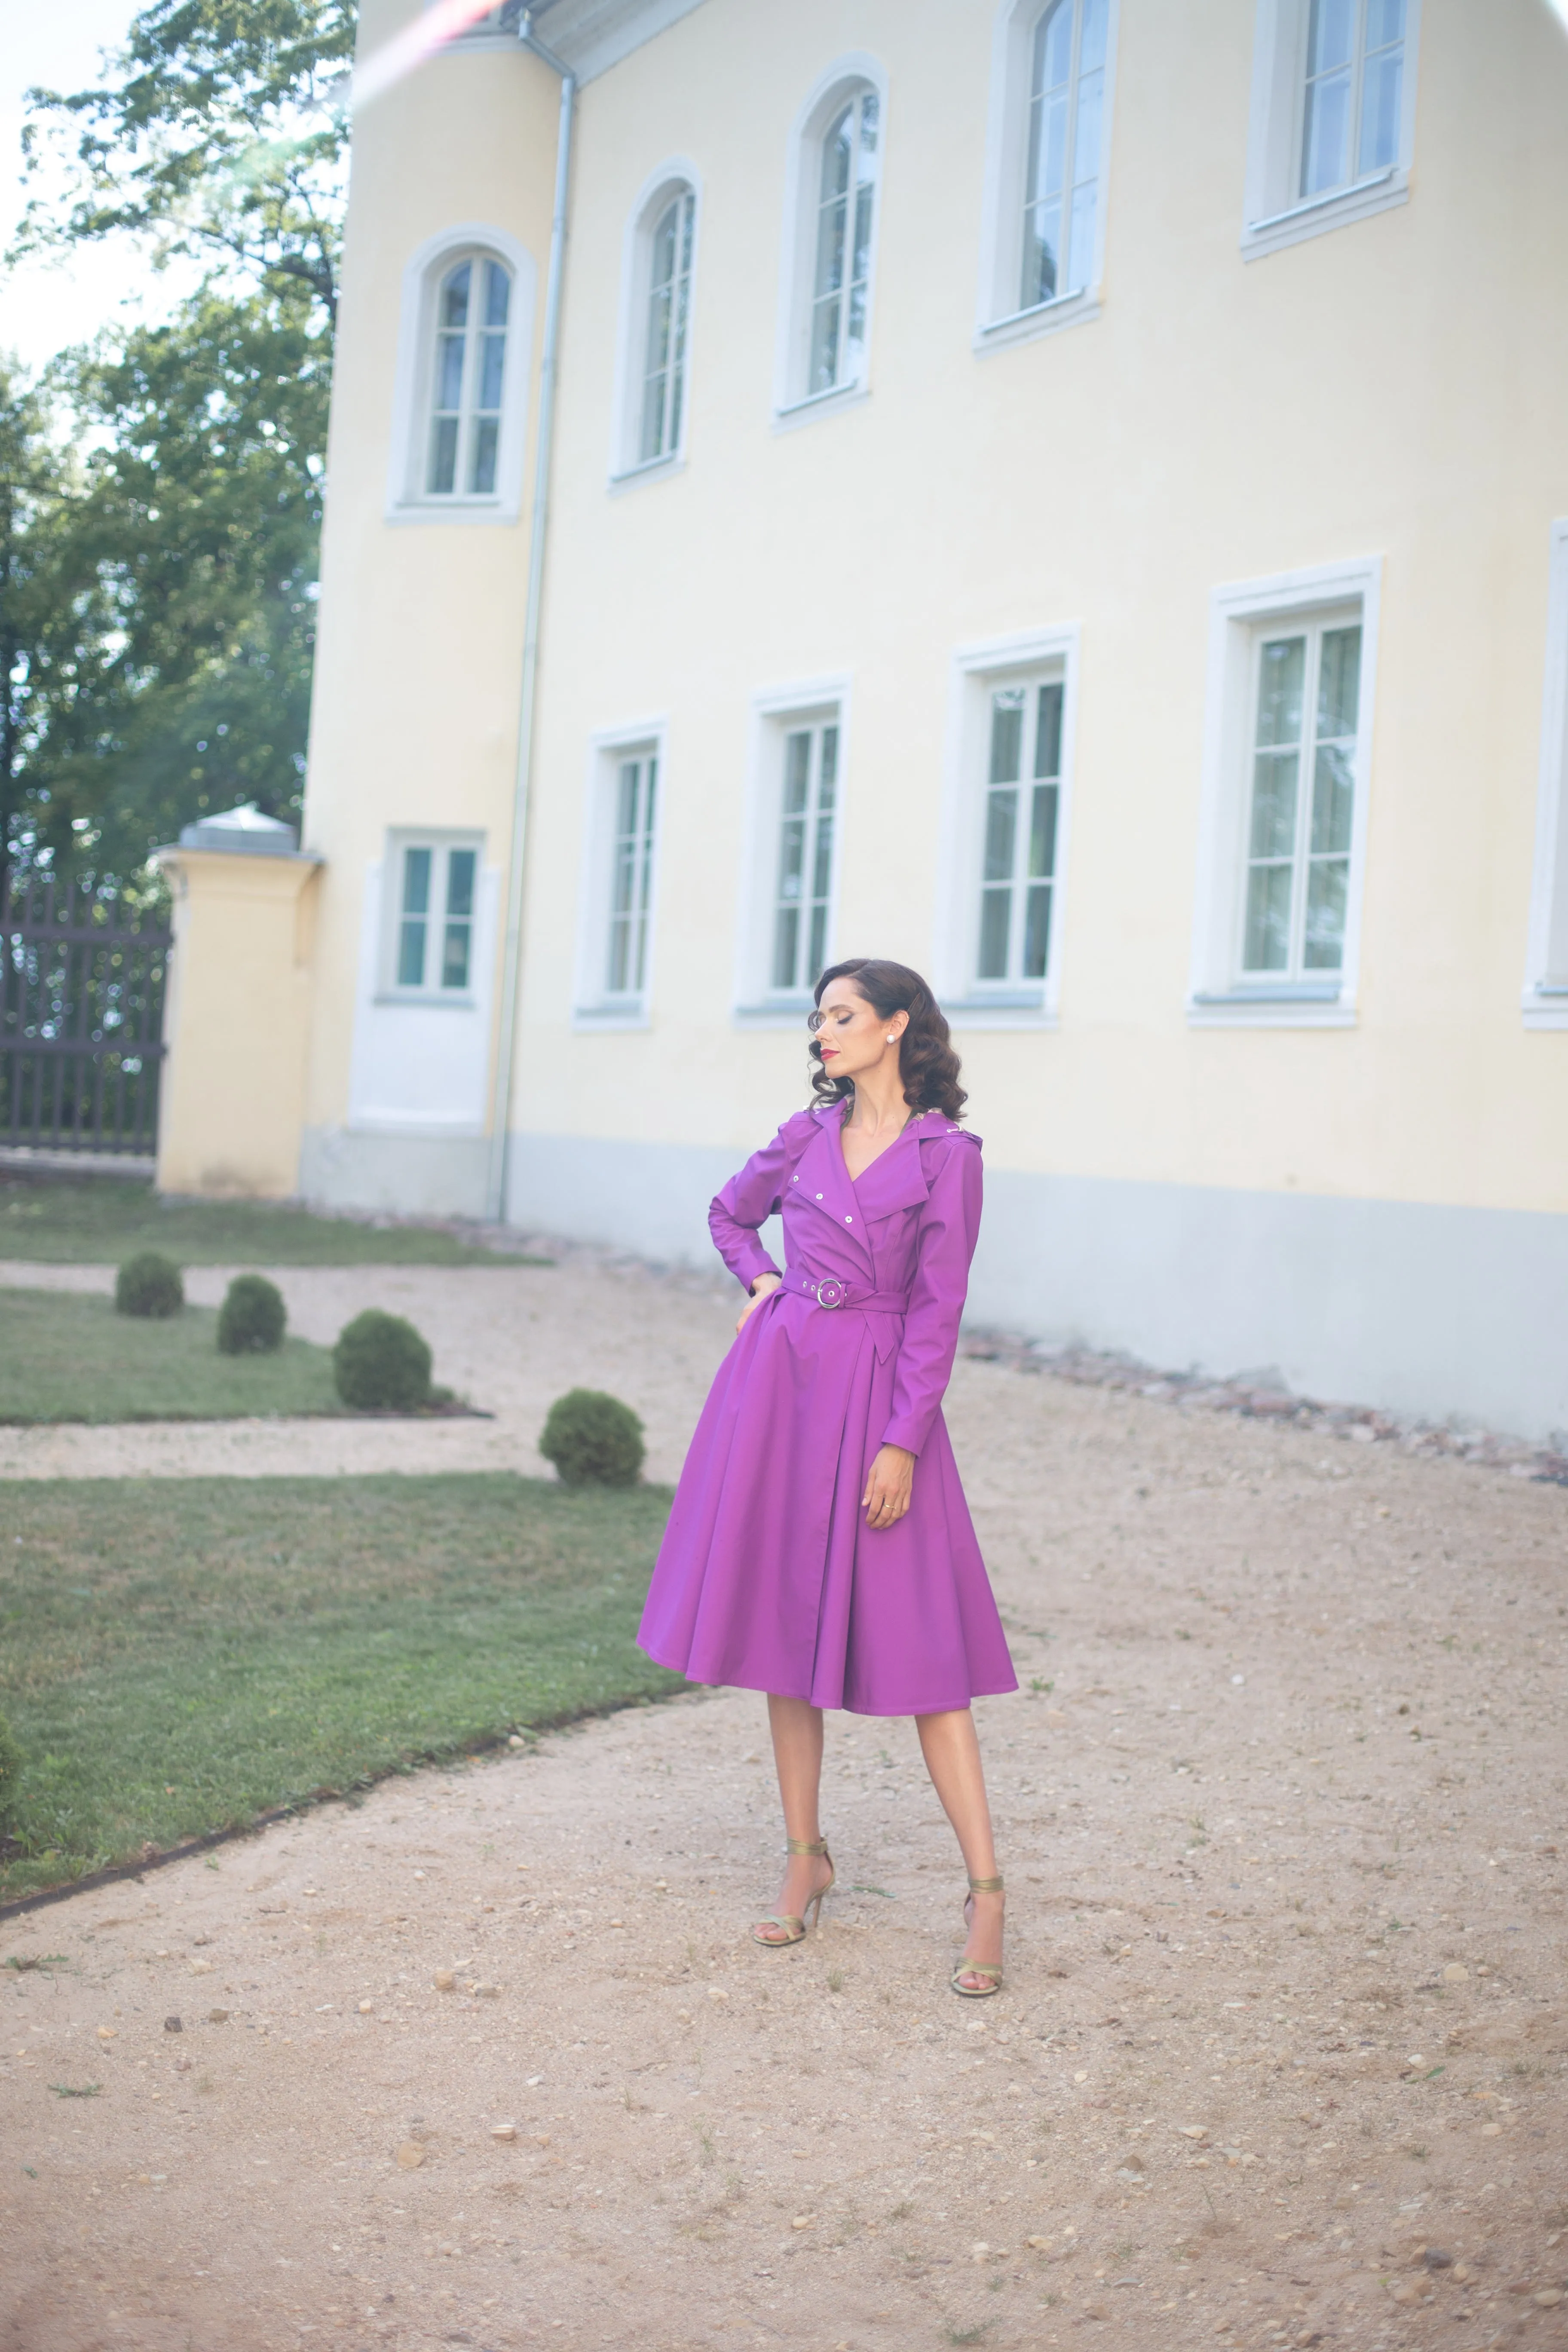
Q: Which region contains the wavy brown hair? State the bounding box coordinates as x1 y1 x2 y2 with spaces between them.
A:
808 959 968 1121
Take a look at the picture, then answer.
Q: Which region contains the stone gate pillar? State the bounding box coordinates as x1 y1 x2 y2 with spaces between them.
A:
153 804 322 1199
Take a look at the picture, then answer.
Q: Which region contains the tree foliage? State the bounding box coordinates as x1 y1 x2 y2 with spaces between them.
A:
2 0 352 894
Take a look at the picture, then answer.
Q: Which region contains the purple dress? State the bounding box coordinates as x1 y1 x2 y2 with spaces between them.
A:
637 1101 1017 1716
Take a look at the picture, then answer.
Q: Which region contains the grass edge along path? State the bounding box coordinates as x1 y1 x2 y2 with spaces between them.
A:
0 1289 350 1425
0 1472 684 1902
0 1170 551 1268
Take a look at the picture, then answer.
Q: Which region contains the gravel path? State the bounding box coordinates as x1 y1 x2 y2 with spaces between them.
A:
2 1258 1565 2352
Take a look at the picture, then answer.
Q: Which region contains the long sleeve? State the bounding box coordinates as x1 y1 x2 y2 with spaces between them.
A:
707 1113 812 1292
880 1133 983 1457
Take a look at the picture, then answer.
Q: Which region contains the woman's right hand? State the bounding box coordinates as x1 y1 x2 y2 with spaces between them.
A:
736 1271 782 1333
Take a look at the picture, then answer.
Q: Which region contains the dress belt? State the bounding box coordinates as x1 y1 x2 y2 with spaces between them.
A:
783 1270 910 1314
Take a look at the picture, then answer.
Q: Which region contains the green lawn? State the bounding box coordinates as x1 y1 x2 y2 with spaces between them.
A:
0 1474 682 1899
0 1170 548 1267
0 1289 351 1423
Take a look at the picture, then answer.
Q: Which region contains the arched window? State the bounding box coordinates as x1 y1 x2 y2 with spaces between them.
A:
637 186 695 466
777 61 887 415
808 87 879 397
1020 0 1107 310
424 253 511 499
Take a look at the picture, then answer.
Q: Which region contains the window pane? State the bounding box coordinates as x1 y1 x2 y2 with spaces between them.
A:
428 409 458 493
1079 0 1108 75
1256 637 1305 746
984 787 1018 885
1066 177 1096 296
435 332 465 413
1358 49 1403 174
807 900 828 989
469 417 499 495
978 886 1012 980
989 689 1025 783
1022 879 1053 978
1022 201 1062 306
1040 0 1074 87
1303 857 1348 968
783 731 812 815
1302 64 1351 195
820 105 853 204
441 922 471 990
446 848 476 921
401 847 432 917
1029 780 1059 881
1310 743 1355 856
810 805 835 902
476 332 505 412
1243 862 1293 971
1250 751 1299 860
772 905 800 991
1034 681 1064 779
1316 625 1361 739
440 262 471 328
1366 0 1405 44
483 260 510 328
1307 0 1355 74
818 725 839 801
397 920 427 988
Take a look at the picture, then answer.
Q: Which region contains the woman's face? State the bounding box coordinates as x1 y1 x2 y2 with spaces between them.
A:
810 980 908 1084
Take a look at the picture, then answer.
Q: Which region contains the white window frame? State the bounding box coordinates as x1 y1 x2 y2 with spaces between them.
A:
1242 0 1421 262
773 55 888 428
934 627 1080 1029
573 721 667 1032
609 160 702 488
975 0 1120 354
733 675 851 1025
1188 557 1381 1028
1524 521 1568 1031
385 223 536 525
379 830 487 1006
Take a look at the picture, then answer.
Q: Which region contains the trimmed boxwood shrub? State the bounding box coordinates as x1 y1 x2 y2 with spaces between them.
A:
333 1308 432 1411
539 1387 645 1488
115 1251 184 1318
217 1273 287 1355
0 1712 22 1837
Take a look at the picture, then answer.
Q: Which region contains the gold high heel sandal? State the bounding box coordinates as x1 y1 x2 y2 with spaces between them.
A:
951 1873 1004 1998
750 1837 834 1948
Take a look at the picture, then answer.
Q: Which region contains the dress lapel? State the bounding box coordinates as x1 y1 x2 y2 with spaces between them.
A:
848 1114 932 1222
791 1105 876 1277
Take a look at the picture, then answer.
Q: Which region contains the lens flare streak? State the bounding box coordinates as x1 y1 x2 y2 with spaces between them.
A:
351 0 515 113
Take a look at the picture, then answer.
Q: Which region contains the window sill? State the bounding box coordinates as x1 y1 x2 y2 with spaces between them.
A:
732 996 814 1030
572 1000 651 1032
383 497 520 529
973 288 1100 355
1187 985 1355 1030
608 452 686 496
372 991 481 1011
1241 166 1407 262
771 380 869 435
1521 985 1568 1032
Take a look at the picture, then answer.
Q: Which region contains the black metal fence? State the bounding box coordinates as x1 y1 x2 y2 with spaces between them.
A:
0 881 172 1155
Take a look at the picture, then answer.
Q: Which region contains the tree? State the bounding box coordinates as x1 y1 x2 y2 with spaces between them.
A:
3 0 354 890
17 0 355 332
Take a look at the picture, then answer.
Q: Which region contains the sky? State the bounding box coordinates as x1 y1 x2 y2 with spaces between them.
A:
0 0 188 377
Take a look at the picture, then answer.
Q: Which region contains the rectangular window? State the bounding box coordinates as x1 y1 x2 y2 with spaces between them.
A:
1188 560 1378 1027
978 681 1063 984
388 839 481 996
771 721 838 993
1241 0 1419 262
606 754 658 997
1241 622 1360 977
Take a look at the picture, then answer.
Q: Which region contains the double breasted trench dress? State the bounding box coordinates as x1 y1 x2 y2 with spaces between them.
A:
637 1100 1017 1717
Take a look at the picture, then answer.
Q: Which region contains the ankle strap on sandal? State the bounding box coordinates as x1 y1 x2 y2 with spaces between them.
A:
968 1874 1004 1893
786 1837 829 1856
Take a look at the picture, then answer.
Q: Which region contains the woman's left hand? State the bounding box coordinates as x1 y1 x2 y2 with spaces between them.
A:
861 1443 915 1529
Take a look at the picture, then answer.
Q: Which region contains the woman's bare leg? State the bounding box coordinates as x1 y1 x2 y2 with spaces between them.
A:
916 1706 1004 1988
755 1694 832 1941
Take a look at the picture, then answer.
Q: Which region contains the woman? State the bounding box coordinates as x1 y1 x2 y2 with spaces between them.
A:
637 958 1016 1997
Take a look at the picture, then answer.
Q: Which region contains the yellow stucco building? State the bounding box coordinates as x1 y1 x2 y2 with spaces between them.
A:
165 0 1568 1438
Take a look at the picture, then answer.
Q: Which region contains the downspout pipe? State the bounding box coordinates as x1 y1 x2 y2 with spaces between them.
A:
484 10 576 1223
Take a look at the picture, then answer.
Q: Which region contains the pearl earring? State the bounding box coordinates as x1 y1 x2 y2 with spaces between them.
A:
886 1034 896 1044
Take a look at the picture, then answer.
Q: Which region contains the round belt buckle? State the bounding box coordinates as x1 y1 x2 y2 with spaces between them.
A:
814 1277 846 1309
